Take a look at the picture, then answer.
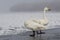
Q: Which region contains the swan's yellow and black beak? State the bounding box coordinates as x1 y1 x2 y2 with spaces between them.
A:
44 7 51 12
48 8 51 11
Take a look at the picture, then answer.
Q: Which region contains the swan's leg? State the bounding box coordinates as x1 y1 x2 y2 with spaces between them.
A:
40 30 45 34
30 31 35 37
37 30 45 34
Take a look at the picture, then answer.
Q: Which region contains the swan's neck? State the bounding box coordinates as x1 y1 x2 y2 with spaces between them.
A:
43 11 47 20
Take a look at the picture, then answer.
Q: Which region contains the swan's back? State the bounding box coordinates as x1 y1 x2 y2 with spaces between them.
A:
24 19 46 30
39 19 49 25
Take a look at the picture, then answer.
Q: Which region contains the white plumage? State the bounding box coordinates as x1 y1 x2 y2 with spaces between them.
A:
24 19 46 31
32 7 51 25
24 7 51 31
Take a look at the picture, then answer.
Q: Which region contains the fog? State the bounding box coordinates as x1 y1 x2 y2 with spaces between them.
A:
0 0 60 13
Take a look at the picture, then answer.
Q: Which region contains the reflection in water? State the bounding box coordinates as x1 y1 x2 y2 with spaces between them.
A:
52 33 60 39
0 28 60 40
46 33 60 40
30 36 44 40
30 28 60 40
29 34 47 40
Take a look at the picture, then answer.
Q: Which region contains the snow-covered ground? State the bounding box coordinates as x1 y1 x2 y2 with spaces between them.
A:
0 12 60 35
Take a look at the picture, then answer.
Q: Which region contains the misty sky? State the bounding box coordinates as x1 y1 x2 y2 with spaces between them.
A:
0 0 60 13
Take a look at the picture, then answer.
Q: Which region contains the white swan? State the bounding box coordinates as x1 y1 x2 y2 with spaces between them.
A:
32 7 51 26
24 7 51 37
24 7 51 30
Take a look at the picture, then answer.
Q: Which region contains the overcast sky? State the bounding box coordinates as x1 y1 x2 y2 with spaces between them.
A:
0 0 60 13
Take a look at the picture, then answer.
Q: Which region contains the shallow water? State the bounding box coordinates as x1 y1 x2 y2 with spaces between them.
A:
0 28 60 40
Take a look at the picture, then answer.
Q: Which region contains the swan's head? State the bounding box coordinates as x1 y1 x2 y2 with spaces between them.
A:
44 7 51 12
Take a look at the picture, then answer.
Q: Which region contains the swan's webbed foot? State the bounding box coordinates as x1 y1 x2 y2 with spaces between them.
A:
30 34 35 37
30 31 35 37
